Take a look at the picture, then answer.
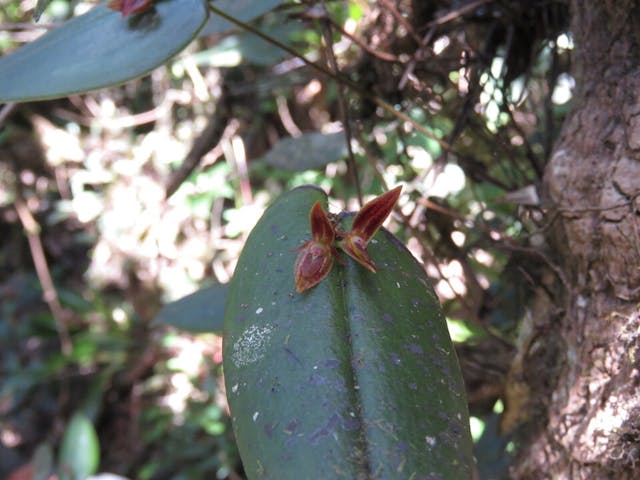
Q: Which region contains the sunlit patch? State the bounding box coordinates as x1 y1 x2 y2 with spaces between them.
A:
469 416 485 442
425 163 466 197
552 73 575 105
433 36 450 55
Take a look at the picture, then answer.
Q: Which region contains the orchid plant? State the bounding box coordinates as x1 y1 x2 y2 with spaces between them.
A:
294 186 402 292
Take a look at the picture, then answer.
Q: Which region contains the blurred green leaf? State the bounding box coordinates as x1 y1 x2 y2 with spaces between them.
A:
185 30 291 68
0 0 208 102
200 0 286 36
262 132 348 171
154 284 227 334
58 413 100 480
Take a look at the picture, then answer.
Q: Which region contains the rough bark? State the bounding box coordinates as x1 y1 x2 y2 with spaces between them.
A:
510 1 640 478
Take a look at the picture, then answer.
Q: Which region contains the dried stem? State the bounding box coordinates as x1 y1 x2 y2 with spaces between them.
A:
319 8 362 206
14 194 72 355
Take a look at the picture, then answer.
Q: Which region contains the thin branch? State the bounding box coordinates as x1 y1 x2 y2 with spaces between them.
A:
165 88 230 198
424 0 494 29
320 9 362 206
329 18 399 63
377 0 423 45
14 194 72 355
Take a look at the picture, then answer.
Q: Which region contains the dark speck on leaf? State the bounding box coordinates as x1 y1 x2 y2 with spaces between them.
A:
322 358 340 368
309 373 327 385
342 416 360 431
284 347 302 364
406 343 424 356
284 418 299 435
264 422 277 438
309 413 340 445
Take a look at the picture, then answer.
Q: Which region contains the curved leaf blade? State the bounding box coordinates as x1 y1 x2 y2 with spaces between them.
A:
223 186 473 479
0 0 208 102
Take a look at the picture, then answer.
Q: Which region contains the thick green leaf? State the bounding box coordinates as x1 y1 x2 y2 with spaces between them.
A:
58 413 100 480
0 0 208 102
155 284 227 334
262 132 348 171
223 186 473 479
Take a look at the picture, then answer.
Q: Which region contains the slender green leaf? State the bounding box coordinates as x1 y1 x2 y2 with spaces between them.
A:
224 186 473 479
155 284 227 334
0 0 208 102
262 132 348 171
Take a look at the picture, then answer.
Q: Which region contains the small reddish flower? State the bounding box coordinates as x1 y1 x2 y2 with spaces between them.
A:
107 0 155 17
338 186 402 272
293 201 339 293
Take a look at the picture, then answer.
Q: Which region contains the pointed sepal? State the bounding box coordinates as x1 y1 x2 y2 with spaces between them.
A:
107 0 155 17
293 241 334 292
339 186 401 271
351 186 402 241
293 201 337 292
309 201 335 244
339 235 376 272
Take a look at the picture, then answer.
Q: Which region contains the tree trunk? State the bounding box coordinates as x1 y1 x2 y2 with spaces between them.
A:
511 1 640 478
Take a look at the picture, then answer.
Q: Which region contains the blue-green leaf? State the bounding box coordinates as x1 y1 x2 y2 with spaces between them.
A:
262 132 348 171
154 284 227 334
0 0 208 102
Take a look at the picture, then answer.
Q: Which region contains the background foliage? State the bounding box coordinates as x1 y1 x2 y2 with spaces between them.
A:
0 0 571 478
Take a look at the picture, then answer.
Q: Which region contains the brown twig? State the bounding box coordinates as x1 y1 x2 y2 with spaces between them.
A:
377 0 423 45
320 7 362 206
329 18 399 63
425 0 494 29
165 89 230 199
14 194 72 355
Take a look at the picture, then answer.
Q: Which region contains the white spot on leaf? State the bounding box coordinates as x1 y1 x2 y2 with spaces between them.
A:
231 324 273 367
